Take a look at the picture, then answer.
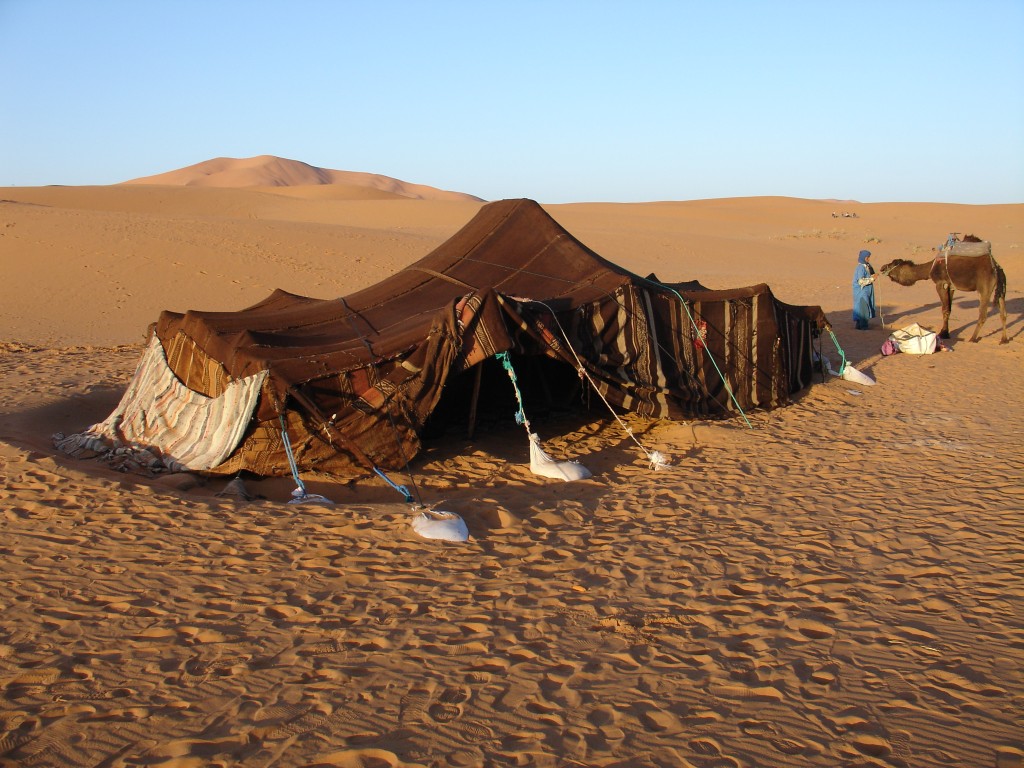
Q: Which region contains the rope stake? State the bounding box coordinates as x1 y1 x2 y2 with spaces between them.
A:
373 467 414 503
338 296 425 507
279 414 333 505
497 351 532 432
496 351 593 480
279 414 307 494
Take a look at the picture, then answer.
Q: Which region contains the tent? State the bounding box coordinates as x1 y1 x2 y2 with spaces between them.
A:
56 199 828 480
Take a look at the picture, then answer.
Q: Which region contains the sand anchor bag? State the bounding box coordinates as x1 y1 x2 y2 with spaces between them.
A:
888 323 937 355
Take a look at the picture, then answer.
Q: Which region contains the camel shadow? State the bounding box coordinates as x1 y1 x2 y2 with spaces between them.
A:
880 295 1022 342
879 301 941 326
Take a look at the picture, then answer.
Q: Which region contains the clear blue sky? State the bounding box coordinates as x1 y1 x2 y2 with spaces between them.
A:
2 0 1022 203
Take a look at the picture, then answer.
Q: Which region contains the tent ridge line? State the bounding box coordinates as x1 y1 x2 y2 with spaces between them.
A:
406 266 477 291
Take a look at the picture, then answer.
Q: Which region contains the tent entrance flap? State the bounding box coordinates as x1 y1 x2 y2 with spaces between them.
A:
54 335 268 472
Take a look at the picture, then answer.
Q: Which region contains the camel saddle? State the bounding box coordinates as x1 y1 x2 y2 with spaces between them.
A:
945 241 991 258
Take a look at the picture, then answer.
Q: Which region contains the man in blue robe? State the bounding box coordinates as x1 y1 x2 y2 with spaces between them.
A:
852 250 877 330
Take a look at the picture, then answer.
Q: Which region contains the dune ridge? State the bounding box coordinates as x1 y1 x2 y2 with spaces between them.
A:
120 154 484 202
0 182 1022 767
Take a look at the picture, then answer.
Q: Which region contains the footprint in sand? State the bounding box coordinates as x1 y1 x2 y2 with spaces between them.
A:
399 684 433 724
890 729 913 765
769 736 808 756
636 702 681 733
740 719 775 737
0 727 34 760
253 702 333 741
587 703 618 728
709 683 786 703
688 737 724 756
494 680 537 712
785 617 837 640
738 719 810 757
519 624 545 642
428 684 470 723
883 670 920 703
297 635 347 657
177 655 214 689
925 667 1007 697
453 719 494 744
847 732 893 759
4 720 82 765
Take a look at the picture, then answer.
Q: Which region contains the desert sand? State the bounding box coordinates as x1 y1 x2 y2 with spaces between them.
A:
0 159 1022 768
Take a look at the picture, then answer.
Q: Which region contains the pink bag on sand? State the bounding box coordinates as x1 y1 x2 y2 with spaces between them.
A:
880 339 900 356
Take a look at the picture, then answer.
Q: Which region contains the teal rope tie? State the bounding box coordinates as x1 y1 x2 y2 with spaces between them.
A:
279 414 307 495
826 329 847 375
497 352 529 427
373 467 414 503
281 414 411 504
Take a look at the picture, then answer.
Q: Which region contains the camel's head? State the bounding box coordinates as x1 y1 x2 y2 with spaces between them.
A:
880 259 915 285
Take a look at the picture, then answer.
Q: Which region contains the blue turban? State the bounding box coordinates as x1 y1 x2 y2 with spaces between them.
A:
858 250 871 264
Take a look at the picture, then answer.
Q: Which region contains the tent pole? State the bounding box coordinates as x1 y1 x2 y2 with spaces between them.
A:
286 386 377 471
467 363 483 439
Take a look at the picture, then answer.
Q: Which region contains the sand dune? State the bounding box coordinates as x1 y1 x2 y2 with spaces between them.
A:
0 181 1022 768
121 154 484 202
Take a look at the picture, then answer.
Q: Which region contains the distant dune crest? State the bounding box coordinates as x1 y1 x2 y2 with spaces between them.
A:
120 154 482 202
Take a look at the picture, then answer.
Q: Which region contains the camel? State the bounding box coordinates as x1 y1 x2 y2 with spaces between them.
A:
880 236 1008 344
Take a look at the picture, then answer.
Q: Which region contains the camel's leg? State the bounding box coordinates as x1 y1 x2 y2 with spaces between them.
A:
937 284 952 339
998 294 1009 344
970 285 992 343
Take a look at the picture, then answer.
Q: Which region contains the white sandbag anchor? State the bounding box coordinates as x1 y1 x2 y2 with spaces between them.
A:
288 486 334 505
840 363 876 386
411 509 469 542
648 450 671 471
529 433 592 481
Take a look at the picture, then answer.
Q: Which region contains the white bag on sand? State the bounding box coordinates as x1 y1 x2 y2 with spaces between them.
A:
841 364 876 386
411 509 469 542
529 433 592 481
889 323 937 355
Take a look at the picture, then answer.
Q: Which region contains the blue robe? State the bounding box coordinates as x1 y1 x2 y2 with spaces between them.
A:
852 253 876 329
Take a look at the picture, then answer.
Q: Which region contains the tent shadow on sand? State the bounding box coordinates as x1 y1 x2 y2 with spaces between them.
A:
4 382 131 456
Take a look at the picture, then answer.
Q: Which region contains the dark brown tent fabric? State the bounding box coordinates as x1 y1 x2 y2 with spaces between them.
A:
650 283 827 417
145 198 828 478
